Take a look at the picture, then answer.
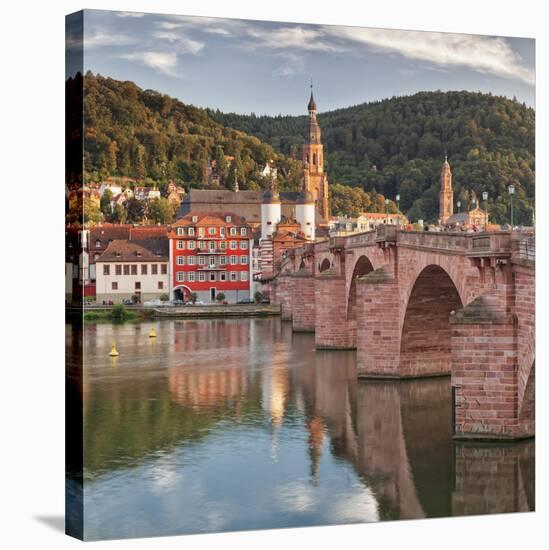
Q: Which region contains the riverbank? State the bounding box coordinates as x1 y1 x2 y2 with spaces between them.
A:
67 303 280 321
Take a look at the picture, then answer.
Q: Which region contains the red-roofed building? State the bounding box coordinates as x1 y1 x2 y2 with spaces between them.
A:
168 212 253 303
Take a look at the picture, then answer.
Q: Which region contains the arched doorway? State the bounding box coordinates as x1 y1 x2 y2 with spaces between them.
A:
400 265 463 375
173 285 191 302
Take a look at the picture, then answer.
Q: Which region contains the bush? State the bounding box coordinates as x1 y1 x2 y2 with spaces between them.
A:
189 292 198 304
111 304 129 321
159 293 169 302
254 291 264 303
215 292 226 303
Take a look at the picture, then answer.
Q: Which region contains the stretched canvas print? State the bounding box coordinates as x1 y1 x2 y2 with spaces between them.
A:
66 9 536 541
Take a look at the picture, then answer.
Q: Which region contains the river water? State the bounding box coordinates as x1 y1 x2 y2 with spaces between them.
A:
74 318 534 540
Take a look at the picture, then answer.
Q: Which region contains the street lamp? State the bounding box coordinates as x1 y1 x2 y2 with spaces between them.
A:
395 194 400 227
457 200 461 213
482 191 488 232
385 197 389 224
508 184 515 228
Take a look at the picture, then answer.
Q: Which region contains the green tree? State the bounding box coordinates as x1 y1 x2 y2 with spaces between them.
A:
126 198 144 223
148 197 175 224
100 189 113 218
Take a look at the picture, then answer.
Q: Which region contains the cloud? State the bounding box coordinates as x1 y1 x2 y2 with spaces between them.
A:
325 26 534 85
245 26 344 53
85 30 135 49
120 51 180 76
153 31 204 55
156 16 242 37
116 11 145 18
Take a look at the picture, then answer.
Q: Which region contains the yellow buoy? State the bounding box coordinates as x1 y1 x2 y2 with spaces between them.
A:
149 328 156 338
109 342 119 356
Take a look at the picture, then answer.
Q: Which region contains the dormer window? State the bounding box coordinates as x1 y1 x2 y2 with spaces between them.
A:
240 227 247 236
115 252 121 258
226 215 232 223
136 251 142 257
188 227 195 236
95 239 101 248
177 227 184 236
192 215 198 223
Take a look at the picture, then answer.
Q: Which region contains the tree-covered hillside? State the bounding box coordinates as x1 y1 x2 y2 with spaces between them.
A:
81 72 304 192
211 91 535 224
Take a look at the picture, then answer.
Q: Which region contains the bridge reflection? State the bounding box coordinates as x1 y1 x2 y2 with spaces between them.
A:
289 337 534 519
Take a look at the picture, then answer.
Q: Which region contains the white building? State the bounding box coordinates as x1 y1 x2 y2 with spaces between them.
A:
95 239 169 303
99 181 123 197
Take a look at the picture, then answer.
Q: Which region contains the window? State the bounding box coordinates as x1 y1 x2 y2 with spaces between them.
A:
220 256 227 265
230 255 237 265
123 265 130 275
141 264 148 275
115 265 122 275
198 227 205 237
210 272 216 282
240 227 247 236
220 271 227 282
177 227 184 236
192 216 198 223
198 240 206 250
209 256 216 267
176 272 185 282
158 281 164 289
188 227 195 236
135 281 141 289
176 256 185 266
188 272 195 282
112 281 118 290
220 227 226 237
95 239 101 248
131 265 137 275
103 265 110 275
199 272 206 282
161 265 167 275
240 240 248 249
230 227 237 236
241 256 248 265
188 256 196 265
230 272 237 281
199 256 206 265
208 227 216 235
151 264 158 275
94 253 100 261
240 272 248 281
176 240 184 250
225 215 232 223
230 241 237 250
220 241 226 250
209 241 216 250
188 241 196 250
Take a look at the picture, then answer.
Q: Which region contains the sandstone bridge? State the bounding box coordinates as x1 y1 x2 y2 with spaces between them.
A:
270 226 535 441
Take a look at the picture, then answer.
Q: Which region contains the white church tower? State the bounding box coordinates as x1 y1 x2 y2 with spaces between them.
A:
261 169 282 240
296 163 316 240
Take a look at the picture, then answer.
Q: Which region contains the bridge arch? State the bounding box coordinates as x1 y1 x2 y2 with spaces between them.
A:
399 265 463 375
347 255 375 320
319 258 331 272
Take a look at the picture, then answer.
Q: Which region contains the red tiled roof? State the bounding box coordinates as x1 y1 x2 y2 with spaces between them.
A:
97 239 169 263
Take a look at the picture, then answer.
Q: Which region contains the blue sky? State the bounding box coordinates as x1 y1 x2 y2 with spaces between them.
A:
78 9 535 115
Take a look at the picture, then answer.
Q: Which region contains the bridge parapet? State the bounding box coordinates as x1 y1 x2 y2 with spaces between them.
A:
397 230 470 253
511 232 535 264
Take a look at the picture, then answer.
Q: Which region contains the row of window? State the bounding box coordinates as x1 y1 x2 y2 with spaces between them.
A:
176 271 248 283
176 255 248 266
111 281 164 290
103 263 167 276
176 239 248 250
176 225 247 237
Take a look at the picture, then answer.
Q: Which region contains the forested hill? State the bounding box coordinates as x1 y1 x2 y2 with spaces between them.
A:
210 91 535 224
79 72 304 192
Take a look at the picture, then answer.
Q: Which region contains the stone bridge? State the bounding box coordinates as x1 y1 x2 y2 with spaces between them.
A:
270 226 535 440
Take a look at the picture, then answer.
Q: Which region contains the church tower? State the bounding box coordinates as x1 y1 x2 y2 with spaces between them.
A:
302 83 329 220
439 155 453 224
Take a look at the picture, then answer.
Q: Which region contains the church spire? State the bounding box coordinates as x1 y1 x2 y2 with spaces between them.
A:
307 79 317 113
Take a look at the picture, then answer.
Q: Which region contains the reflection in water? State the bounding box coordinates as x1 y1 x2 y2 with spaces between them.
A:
78 319 534 540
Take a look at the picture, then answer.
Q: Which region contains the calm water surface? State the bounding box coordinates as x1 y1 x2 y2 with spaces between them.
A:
76 318 534 540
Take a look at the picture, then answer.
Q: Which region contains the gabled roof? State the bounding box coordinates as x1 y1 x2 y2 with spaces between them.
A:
97 239 169 263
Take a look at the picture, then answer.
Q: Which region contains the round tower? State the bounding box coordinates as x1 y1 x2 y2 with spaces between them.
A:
296 165 316 240
261 172 281 239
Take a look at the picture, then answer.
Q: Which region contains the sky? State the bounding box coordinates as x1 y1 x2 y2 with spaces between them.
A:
75 9 535 116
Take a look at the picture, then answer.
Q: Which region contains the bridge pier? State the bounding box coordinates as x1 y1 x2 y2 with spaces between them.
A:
314 269 354 349
290 267 315 332
356 267 402 378
450 294 533 440
272 272 294 321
